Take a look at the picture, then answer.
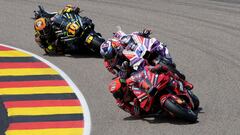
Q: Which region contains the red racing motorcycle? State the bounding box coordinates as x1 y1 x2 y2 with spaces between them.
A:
127 66 199 122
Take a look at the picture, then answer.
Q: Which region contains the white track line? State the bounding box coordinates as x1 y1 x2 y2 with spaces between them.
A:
0 44 91 135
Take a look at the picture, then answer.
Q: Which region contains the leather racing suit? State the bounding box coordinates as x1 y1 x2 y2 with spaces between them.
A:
34 5 93 54
108 64 193 116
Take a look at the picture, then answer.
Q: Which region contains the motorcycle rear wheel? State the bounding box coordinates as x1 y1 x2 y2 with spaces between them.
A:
85 34 105 53
164 98 198 123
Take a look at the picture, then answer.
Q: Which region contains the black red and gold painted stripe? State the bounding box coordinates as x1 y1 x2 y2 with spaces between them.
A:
0 45 88 135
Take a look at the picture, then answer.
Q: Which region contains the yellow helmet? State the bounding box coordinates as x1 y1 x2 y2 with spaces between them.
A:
62 4 74 13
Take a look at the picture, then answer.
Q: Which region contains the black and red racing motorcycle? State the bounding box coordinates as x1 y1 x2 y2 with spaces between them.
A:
33 5 105 55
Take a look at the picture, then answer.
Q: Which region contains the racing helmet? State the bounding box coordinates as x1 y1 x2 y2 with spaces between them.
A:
100 40 116 60
34 17 52 39
34 18 46 31
62 4 74 13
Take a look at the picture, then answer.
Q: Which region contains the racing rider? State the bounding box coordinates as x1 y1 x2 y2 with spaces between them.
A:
108 64 194 116
100 29 173 78
108 63 193 116
101 29 194 116
34 4 93 54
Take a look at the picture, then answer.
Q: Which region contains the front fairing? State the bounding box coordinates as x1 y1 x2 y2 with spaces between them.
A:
51 14 69 29
122 34 158 71
130 68 169 112
51 13 83 29
173 81 195 109
51 13 93 47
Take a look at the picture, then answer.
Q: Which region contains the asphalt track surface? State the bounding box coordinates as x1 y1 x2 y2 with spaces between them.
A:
0 0 240 135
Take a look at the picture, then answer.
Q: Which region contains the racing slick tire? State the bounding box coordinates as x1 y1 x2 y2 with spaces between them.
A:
164 98 198 123
85 34 105 53
187 90 200 110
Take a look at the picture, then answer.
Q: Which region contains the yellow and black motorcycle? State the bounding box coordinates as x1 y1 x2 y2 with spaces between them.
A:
33 5 105 55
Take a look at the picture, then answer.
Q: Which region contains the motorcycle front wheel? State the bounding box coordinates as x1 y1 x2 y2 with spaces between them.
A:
187 90 200 110
164 98 198 123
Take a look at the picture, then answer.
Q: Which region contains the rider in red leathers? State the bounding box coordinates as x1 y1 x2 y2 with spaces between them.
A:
108 64 194 116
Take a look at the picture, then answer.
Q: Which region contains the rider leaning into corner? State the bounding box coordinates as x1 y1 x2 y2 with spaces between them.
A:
101 28 174 78
100 29 194 116
34 4 93 54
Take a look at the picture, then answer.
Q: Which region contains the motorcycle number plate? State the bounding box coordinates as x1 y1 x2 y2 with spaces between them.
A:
135 44 146 58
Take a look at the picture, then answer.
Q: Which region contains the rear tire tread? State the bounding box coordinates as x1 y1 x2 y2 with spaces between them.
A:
164 98 197 122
